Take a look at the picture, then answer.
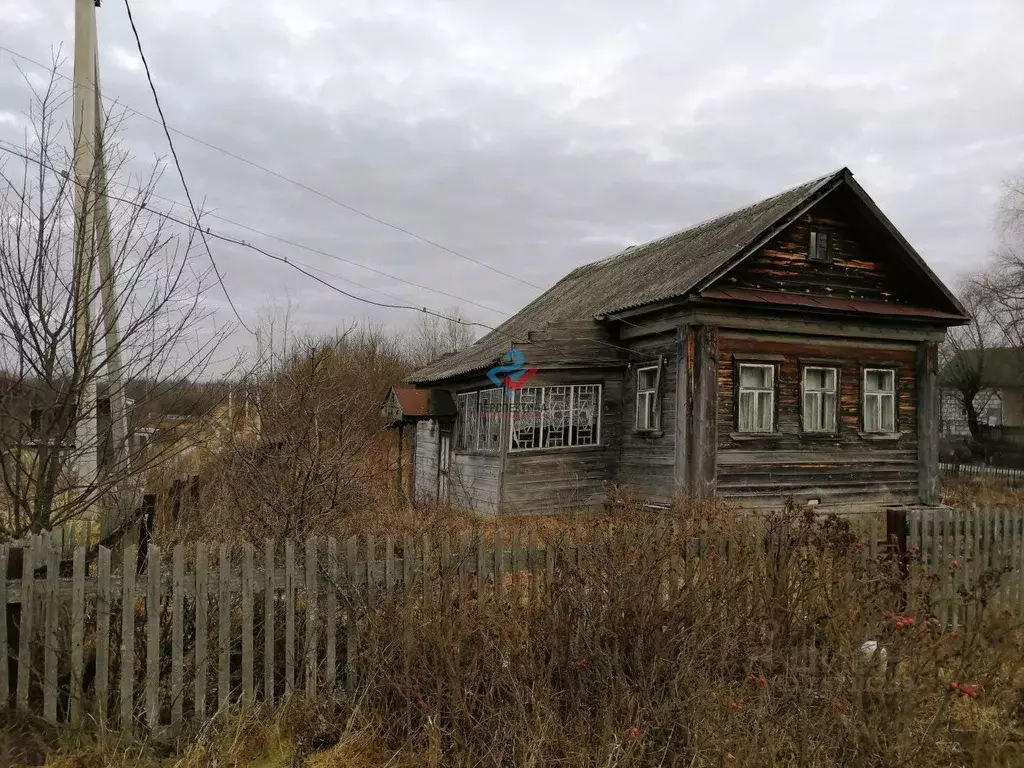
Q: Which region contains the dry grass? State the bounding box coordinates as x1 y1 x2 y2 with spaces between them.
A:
941 475 1024 508
8 501 1024 767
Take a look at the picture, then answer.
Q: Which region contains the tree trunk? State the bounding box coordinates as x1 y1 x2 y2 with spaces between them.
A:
963 388 982 441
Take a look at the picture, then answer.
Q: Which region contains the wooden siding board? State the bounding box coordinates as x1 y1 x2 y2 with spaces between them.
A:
414 421 439 502
715 332 919 506
618 335 677 501
501 372 621 514
450 453 501 514
717 191 922 307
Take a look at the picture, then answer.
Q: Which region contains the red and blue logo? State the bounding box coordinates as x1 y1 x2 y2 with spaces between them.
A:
487 348 537 397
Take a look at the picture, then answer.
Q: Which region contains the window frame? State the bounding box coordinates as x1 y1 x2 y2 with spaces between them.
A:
862 367 897 435
635 364 661 432
736 363 776 434
801 365 839 434
509 383 603 453
808 226 832 264
455 388 503 453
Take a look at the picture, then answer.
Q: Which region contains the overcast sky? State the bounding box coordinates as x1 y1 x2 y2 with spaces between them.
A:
2 0 1023 363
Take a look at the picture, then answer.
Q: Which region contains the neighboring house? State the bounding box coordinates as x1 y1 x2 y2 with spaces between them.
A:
939 389 1003 436
939 348 1024 435
398 168 970 515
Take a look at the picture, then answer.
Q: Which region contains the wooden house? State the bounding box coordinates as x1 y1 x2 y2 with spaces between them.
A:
400 168 970 514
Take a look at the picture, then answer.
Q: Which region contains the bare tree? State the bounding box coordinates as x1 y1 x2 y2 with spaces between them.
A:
941 177 1024 442
983 178 1024 350
940 280 1002 439
408 305 476 367
0 68 225 541
187 319 411 541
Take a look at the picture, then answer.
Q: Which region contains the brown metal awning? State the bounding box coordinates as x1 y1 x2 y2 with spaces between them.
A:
381 387 458 426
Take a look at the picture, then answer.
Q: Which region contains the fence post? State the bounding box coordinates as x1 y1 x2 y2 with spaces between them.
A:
887 507 909 611
16 543 34 713
242 542 254 706
96 546 111 728
0 546 7 707
172 544 185 728
305 536 318 700
146 544 161 730
43 540 58 724
195 544 209 722
218 543 231 712
284 540 295 698
345 536 359 695
264 539 276 705
120 543 138 730
70 546 86 726
326 538 338 692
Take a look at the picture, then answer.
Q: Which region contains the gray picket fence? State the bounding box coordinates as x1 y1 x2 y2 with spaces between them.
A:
899 506 1024 625
1 530 563 733
3 511 1024 734
940 462 1024 488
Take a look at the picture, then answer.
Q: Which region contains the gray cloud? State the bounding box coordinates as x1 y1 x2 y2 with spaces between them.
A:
2 0 1023 364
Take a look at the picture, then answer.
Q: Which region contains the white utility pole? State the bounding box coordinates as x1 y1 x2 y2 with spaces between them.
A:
73 0 131 534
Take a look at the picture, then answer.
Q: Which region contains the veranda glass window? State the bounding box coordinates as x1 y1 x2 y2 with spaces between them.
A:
510 384 601 451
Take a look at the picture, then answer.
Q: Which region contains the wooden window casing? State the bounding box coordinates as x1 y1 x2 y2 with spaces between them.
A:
455 392 477 451
808 228 832 264
510 384 602 452
456 388 502 452
862 368 896 434
737 363 775 433
635 365 660 431
802 366 838 433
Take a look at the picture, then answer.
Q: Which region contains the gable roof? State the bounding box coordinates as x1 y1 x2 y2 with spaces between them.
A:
409 168 968 384
381 386 458 424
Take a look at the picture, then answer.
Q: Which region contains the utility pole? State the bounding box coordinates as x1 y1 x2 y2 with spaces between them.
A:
72 0 99 521
73 0 131 536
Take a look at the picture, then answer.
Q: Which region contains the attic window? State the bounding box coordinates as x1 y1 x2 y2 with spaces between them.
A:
808 228 831 264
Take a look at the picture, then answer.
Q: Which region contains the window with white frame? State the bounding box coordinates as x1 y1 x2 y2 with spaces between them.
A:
456 388 502 452
863 369 896 433
636 366 660 431
510 384 601 451
455 392 478 450
802 366 838 433
477 388 503 451
737 364 774 433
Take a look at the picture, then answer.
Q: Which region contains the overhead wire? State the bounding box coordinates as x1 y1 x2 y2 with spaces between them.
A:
0 42 544 291
121 0 254 334
0 42 652 363
0 141 651 367
94 174 513 318
0 43 651 337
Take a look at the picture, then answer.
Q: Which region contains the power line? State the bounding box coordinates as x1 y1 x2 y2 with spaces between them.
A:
121 0 254 335
1 141 650 366
0 43 651 339
0 141 496 335
0 131 511 320
0 43 545 291
97 175 512 318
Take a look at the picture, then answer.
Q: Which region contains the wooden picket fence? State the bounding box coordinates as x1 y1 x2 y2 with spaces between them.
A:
3 510 1024 734
940 462 1024 488
894 506 1024 626
1 530 564 733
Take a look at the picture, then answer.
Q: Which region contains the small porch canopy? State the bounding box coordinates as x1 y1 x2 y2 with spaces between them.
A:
381 386 458 427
